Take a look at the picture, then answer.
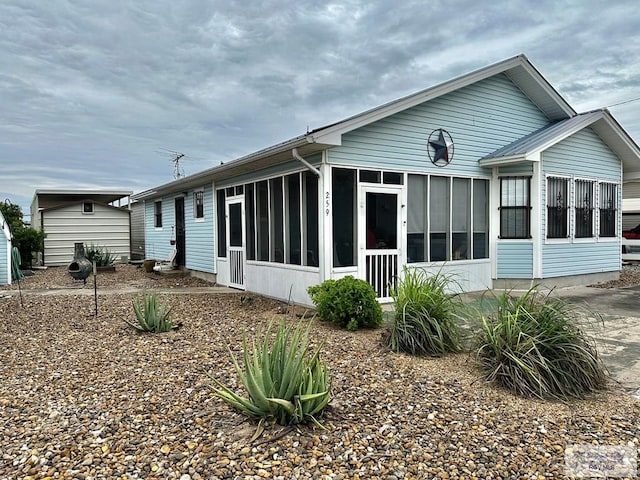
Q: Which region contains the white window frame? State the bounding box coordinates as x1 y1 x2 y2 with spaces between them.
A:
193 189 205 221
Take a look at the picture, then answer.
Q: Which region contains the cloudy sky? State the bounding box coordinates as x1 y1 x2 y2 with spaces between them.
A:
1 0 639 217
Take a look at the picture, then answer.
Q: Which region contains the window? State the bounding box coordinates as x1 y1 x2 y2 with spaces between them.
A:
574 180 594 238
332 168 356 267
194 190 204 219
286 174 302 265
500 177 530 239
154 201 162 228
599 183 617 237
473 179 489 259
256 181 269 261
407 175 489 263
83 202 94 214
430 176 450 261
245 184 256 260
216 190 226 257
304 172 319 267
270 178 284 263
546 177 568 238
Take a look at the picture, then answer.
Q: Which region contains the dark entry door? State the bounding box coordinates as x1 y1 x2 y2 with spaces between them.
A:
174 197 186 267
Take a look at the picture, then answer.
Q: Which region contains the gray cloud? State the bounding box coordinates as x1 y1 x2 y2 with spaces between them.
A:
1 0 639 215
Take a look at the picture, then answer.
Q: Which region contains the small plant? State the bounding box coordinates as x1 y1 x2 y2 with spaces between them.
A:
125 293 175 332
210 320 331 427
307 276 382 331
84 243 116 267
475 287 606 400
385 268 462 356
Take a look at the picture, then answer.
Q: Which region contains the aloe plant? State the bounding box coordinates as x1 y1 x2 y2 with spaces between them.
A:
210 321 331 427
125 293 175 333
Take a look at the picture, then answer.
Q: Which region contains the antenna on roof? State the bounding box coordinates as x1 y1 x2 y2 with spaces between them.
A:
155 148 188 179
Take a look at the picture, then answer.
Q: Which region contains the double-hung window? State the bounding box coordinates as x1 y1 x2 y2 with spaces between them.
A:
499 177 530 239
546 177 569 238
574 179 594 238
599 183 617 237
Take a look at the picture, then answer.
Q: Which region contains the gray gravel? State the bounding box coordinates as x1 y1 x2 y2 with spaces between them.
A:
0 267 638 479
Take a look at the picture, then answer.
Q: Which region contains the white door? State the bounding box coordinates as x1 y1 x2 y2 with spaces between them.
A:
226 198 245 289
358 186 404 300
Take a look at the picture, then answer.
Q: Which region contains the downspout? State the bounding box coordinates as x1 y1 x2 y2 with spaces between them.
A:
292 148 321 176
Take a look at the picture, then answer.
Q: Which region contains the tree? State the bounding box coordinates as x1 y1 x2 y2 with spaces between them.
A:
0 201 45 268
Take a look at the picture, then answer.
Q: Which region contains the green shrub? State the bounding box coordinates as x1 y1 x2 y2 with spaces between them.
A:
307 276 382 331
125 293 175 332
385 268 461 356
210 320 331 427
84 243 117 267
476 288 606 400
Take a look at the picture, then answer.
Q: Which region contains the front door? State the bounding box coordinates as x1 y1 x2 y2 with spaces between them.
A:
174 197 185 267
226 198 245 289
359 186 403 300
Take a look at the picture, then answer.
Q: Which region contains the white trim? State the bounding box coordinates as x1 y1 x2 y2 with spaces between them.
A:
532 162 542 278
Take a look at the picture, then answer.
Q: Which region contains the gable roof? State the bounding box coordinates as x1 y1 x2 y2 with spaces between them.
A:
479 109 640 177
134 54 637 200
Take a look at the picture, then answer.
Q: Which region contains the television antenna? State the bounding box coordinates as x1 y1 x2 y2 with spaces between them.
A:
156 148 187 179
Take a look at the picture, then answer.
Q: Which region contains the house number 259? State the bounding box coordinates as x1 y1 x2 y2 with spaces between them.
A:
325 191 330 216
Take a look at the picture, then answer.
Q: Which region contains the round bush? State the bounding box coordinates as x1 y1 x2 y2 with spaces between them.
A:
307 276 383 331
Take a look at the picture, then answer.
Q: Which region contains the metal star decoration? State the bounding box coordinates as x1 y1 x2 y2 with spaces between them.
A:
427 129 454 167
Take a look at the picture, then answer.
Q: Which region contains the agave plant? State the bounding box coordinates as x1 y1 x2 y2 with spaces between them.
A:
385 268 462 356
476 287 607 400
210 320 331 427
124 293 175 333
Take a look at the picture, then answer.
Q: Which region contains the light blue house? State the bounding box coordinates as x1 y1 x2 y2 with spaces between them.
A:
0 210 12 286
133 55 640 305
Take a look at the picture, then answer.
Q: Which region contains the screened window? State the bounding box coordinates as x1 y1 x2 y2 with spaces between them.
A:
407 175 427 262
429 176 450 261
83 202 94 214
332 168 356 267
154 201 162 228
256 180 269 261
500 177 530 239
194 190 204 219
245 184 255 260
286 174 301 265
270 178 284 263
547 177 569 238
452 178 470 260
574 179 594 238
304 172 319 267
473 179 489 259
599 183 617 237
407 174 488 263
216 191 225 257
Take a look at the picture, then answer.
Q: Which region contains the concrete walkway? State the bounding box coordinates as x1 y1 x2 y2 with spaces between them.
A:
552 285 640 396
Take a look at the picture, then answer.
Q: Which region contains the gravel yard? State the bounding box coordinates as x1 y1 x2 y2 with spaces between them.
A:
1 266 638 479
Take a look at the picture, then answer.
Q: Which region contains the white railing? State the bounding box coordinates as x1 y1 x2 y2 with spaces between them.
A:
365 252 398 299
229 248 244 288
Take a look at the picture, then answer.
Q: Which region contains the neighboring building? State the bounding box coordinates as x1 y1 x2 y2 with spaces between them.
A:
133 55 640 305
31 189 132 266
129 200 146 261
0 210 11 285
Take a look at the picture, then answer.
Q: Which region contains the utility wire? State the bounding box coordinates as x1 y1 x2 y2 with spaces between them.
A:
606 95 640 108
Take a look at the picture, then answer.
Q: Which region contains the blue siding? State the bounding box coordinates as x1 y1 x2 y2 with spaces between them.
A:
498 164 533 175
541 128 621 277
543 128 620 181
184 185 215 273
542 242 619 277
496 243 533 278
329 74 549 176
144 198 174 261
